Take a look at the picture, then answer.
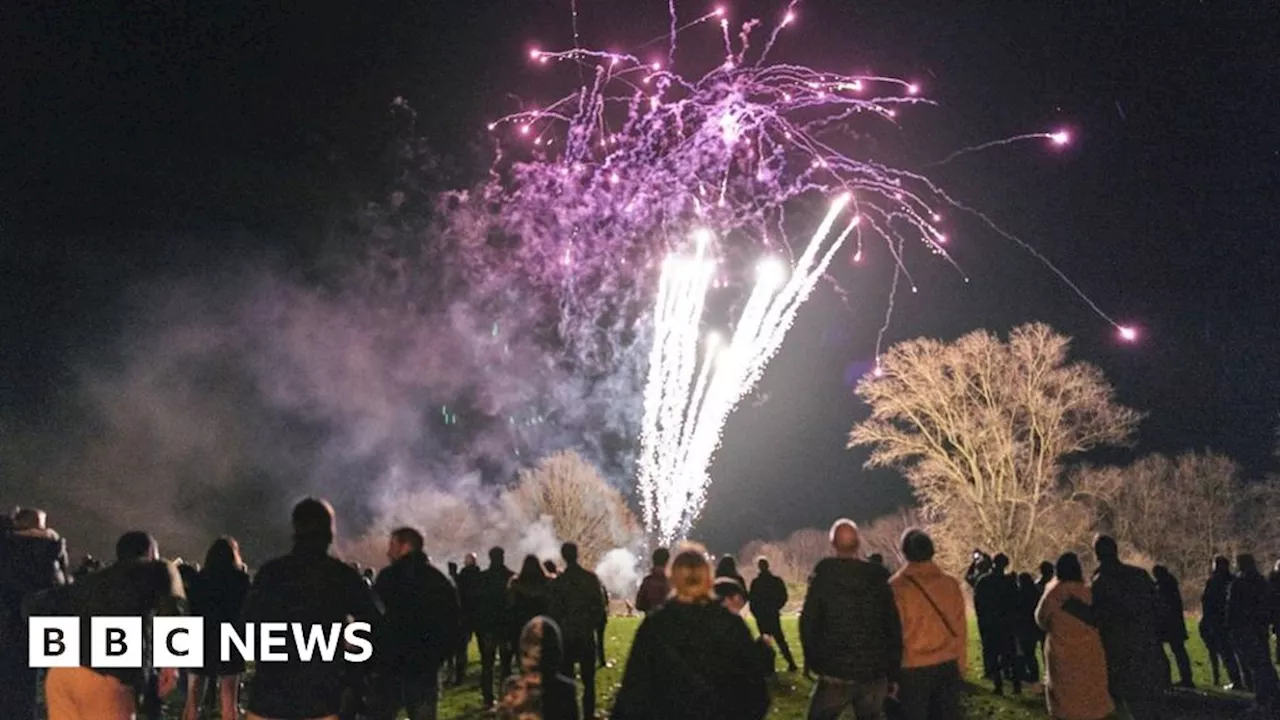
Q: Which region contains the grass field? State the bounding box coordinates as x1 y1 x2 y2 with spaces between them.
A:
164 614 1255 719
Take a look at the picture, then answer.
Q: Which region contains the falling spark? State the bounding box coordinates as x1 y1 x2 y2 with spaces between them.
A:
926 131 1072 167
638 195 856 543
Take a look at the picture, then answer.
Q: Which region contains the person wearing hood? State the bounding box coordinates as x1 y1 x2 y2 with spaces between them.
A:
1034 553 1114 720
497 615 579 720
1200 556 1243 689
611 544 769 720
368 527 460 720
0 507 70 719
800 519 903 720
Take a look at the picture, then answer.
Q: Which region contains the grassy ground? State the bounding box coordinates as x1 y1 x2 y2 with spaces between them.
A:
165 614 1252 719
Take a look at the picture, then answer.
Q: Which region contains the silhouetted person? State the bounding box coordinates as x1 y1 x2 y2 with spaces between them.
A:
42 531 184 720
635 547 671 615
549 542 607 720
749 556 797 672
370 527 460 720
1035 553 1114 720
1229 554 1279 713
596 582 609 668
1151 565 1194 689
477 547 516 709
443 560 461 684
1201 555 1243 689
544 559 559 578
497 616 580 720
965 550 993 589
182 537 251 720
890 529 966 720
1091 535 1168 718
455 552 483 685
974 553 1022 694
715 554 747 591
241 498 383 720
509 555 552 655
1033 561 1055 661
868 553 885 569
801 519 902 720
612 545 769 720
1016 572 1044 686
718 577 776 679
0 507 69 719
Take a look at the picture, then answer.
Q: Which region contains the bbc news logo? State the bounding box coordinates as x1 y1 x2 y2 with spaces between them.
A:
29 618 373 668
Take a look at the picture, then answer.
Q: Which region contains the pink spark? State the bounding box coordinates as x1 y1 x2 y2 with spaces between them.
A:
714 6 726 16
907 83 920 95
1050 130 1070 146
852 250 863 263
609 171 621 184
529 49 541 60
872 364 884 377
782 11 796 25
651 61 662 71
931 213 942 222
886 109 897 118
936 233 947 244
486 123 496 131
1118 326 1138 342
519 125 531 136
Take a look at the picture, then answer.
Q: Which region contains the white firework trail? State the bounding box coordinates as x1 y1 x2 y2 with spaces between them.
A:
638 193 857 544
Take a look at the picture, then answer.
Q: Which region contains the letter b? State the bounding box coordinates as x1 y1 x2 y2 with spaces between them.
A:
92 617 142 668
29 617 80 667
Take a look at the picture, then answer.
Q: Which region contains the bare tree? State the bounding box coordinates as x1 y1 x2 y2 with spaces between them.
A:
859 507 924 567
506 450 642 568
1072 452 1244 583
850 323 1141 567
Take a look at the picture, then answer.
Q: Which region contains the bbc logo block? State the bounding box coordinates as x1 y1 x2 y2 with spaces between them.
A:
29 617 373 668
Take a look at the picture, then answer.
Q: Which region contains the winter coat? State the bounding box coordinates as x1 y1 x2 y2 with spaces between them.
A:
1153 575 1188 642
373 550 460 675
1018 582 1045 639
457 564 484 617
973 570 1019 637
1227 570 1271 632
800 557 903 683
1035 580 1115 720
509 577 552 640
548 564 606 645
242 543 384 720
611 599 769 720
748 570 788 618
889 561 967 672
498 615 580 720
1201 569 1232 641
188 566 251 675
476 564 517 632
1091 560 1169 701
0 528 69 666
635 570 669 614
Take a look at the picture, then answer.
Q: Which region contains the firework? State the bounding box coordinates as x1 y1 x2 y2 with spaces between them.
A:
638 194 856 543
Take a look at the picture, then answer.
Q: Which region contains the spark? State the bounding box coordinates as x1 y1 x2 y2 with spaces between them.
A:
1118 325 1138 342
926 131 1073 167
638 195 856 543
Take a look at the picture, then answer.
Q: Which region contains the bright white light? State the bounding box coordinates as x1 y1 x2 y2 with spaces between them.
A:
757 258 785 287
1118 326 1138 342
1050 131 1070 146
907 83 920 95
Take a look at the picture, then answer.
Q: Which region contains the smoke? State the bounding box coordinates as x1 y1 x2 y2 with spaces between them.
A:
594 547 642 599
8 246 645 563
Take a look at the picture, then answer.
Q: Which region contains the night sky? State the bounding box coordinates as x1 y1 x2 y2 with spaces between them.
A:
3 1 1279 558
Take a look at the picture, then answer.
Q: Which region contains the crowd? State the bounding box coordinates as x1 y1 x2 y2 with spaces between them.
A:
2 502 1280 720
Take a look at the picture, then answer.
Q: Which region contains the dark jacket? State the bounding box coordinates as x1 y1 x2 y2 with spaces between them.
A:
973 570 1019 636
509 576 552 640
457 564 484 618
799 557 902 683
373 550 460 675
611 600 769 720
242 544 384 719
549 563 606 645
188 566 251 674
1227 570 1271 632
1153 574 1188 642
1201 569 1232 635
476 564 516 633
0 529 69 665
1091 560 1169 700
1016 581 1043 638
635 570 669 614
748 570 788 618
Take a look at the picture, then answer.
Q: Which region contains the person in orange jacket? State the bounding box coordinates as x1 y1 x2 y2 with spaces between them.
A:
888 529 967 720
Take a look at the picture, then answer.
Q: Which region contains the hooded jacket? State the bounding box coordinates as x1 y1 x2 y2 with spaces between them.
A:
498 616 580 720
800 557 903 683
